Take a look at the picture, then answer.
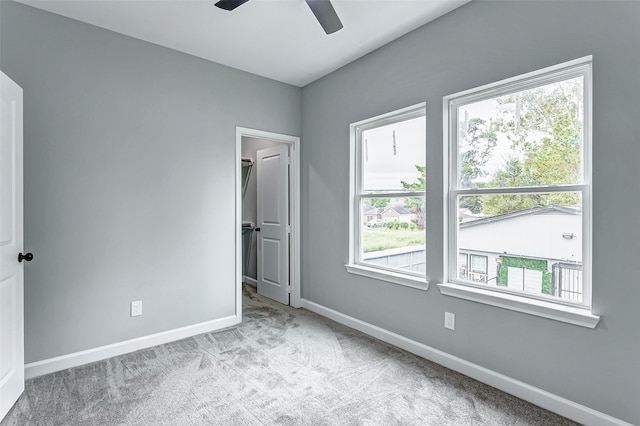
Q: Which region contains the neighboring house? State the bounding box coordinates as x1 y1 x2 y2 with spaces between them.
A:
459 208 487 223
362 204 415 225
367 204 584 302
362 206 383 224
381 205 414 223
458 205 583 302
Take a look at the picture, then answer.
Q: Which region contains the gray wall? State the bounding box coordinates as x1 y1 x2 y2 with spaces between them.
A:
241 136 284 280
2 0 638 422
0 1 301 363
301 1 640 424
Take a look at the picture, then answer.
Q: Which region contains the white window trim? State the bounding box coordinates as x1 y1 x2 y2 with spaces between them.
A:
346 103 429 290
437 282 599 328
440 56 600 328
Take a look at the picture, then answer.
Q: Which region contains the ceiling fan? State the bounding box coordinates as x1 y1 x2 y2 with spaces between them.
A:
214 0 343 35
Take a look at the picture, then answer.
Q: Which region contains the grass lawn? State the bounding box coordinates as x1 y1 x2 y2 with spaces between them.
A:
363 227 425 253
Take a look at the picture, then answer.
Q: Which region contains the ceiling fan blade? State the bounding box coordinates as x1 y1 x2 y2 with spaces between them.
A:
305 0 343 35
214 0 250 11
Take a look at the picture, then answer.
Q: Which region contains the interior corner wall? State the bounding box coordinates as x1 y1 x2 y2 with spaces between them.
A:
0 1 301 363
300 1 640 424
241 137 283 280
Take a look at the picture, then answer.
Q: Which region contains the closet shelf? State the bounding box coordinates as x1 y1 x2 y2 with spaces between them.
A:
241 158 254 195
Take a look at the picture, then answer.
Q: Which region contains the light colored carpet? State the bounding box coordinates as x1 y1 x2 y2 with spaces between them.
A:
2 285 577 425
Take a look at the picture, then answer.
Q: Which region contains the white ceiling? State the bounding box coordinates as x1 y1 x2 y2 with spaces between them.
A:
15 0 470 87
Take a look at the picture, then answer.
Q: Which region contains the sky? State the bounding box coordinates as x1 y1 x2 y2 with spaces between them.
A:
457 76 584 187
362 116 425 191
361 76 583 192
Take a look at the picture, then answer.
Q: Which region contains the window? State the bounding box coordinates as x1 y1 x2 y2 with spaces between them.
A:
346 104 427 289
469 254 488 283
441 57 598 327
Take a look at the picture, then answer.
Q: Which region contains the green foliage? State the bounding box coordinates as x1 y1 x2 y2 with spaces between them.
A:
400 165 426 229
460 119 497 185
383 221 411 230
542 273 552 295
362 228 425 253
482 159 545 215
400 165 426 191
498 256 552 295
458 118 497 213
365 198 390 208
470 79 583 216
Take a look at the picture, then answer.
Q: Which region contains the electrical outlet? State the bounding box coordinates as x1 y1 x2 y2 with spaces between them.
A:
444 312 455 330
131 300 142 317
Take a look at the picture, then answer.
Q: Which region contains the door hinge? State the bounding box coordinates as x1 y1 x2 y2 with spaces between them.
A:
287 225 291 234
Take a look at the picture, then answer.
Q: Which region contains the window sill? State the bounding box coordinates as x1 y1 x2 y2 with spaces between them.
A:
437 282 600 328
345 264 430 291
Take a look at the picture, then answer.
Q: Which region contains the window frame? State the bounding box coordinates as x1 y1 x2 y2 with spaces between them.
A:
440 56 599 328
346 103 429 290
469 254 488 283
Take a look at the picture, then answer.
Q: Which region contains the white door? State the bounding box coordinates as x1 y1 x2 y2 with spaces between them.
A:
256 145 290 305
0 71 25 421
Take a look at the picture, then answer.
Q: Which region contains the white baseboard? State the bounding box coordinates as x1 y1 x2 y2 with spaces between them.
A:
300 299 631 426
243 275 257 287
25 314 240 379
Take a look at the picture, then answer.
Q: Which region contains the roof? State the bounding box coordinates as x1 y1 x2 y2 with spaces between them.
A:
459 205 582 228
385 205 412 215
362 206 384 215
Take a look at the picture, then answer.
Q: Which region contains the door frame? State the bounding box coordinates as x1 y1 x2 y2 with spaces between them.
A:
235 127 301 312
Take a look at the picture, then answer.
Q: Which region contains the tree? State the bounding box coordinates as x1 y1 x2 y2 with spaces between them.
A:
459 118 497 188
400 165 425 191
364 198 389 208
480 79 583 215
481 158 544 215
400 165 426 229
459 118 497 213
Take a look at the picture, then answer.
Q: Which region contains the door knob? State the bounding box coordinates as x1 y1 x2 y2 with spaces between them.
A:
18 252 33 263
254 227 260 232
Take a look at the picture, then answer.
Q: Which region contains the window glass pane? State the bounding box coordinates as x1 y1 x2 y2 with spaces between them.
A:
362 115 425 192
457 76 584 189
361 197 425 276
457 192 583 303
471 255 487 273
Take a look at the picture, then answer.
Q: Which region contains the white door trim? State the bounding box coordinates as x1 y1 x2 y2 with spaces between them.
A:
235 127 301 309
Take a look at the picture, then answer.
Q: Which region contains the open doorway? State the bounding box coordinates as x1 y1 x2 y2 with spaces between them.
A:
235 128 300 313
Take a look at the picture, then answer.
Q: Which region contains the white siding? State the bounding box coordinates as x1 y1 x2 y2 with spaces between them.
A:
459 212 581 262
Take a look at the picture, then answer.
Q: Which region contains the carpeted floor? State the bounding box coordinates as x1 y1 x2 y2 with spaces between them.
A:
2 285 578 425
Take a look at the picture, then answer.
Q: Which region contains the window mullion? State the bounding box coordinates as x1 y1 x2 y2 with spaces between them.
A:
363 191 425 198
452 184 588 196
